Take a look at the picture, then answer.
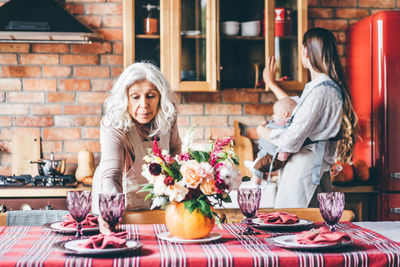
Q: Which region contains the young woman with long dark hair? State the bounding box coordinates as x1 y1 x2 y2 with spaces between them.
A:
257 27 358 208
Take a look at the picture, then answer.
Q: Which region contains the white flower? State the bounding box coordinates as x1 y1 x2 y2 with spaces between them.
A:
181 126 195 153
200 162 214 180
143 155 153 163
218 159 241 191
150 196 167 209
165 181 189 202
141 164 159 184
153 175 167 195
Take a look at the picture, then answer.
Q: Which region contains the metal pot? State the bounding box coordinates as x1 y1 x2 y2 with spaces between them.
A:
30 152 66 177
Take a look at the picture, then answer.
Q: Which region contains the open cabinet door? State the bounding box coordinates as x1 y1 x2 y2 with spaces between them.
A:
170 0 218 92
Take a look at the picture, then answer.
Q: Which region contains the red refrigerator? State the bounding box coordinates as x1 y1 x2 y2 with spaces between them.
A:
347 11 400 220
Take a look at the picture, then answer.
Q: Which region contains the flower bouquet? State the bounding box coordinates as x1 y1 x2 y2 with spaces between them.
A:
139 129 241 239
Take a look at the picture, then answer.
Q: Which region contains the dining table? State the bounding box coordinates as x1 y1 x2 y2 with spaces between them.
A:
0 221 399 267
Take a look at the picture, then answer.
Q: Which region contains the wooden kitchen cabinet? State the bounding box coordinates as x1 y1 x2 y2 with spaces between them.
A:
123 0 171 79
123 0 307 92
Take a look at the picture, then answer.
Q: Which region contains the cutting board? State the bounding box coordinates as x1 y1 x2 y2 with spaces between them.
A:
11 134 41 176
233 121 253 177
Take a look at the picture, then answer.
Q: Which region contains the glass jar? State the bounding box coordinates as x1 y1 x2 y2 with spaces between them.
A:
142 4 159 35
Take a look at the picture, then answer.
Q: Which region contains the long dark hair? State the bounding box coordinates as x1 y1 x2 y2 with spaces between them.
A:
302 27 358 162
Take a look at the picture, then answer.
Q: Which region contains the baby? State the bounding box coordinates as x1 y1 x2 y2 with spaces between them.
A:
246 97 297 186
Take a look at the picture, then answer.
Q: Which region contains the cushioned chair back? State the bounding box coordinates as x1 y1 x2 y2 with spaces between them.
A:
121 210 165 224
6 210 69 226
0 213 6 226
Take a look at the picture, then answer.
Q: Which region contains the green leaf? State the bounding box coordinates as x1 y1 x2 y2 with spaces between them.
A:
212 211 223 228
170 161 183 181
160 163 174 178
144 192 154 201
231 154 239 165
138 184 154 193
190 150 210 163
198 199 212 218
241 176 251 182
184 199 198 214
222 194 232 203
205 142 213 153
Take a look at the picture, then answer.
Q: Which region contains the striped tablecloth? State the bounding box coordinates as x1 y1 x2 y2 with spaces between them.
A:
0 222 399 267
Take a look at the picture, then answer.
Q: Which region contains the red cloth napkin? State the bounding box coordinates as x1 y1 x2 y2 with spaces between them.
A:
296 226 351 245
78 232 128 249
256 211 299 224
60 214 98 228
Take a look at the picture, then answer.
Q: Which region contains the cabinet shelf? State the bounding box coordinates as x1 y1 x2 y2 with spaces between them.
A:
181 35 206 39
136 34 160 39
221 36 265 41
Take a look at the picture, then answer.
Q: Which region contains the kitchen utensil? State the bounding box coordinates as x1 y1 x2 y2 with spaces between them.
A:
253 63 260 88
241 20 260 37
12 134 41 176
233 121 253 177
31 152 66 177
221 21 240 36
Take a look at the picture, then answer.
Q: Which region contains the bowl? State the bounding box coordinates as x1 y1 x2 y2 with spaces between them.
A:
221 21 240 36
241 20 261 37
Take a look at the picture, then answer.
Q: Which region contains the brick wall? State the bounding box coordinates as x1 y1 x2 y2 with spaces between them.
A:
0 0 123 175
0 0 399 176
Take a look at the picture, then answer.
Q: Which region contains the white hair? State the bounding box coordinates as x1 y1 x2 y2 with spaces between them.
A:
102 62 177 137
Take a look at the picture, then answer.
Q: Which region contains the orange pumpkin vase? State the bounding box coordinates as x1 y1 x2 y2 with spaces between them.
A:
165 202 215 239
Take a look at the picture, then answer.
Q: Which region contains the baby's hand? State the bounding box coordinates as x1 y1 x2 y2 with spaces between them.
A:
256 121 268 138
256 123 266 134
277 152 290 161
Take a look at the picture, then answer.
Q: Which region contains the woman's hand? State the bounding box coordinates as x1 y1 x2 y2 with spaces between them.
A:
263 56 278 91
261 56 289 100
98 215 112 235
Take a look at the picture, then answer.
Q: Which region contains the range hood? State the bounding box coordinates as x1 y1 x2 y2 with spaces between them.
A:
0 0 102 43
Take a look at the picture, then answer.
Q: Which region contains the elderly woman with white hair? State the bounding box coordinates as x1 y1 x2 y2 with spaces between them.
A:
92 62 181 216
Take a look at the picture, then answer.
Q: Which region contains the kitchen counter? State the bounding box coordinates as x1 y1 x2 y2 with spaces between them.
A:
0 183 91 198
0 184 92 210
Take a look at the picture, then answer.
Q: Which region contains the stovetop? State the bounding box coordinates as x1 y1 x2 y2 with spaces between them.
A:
0 174 77 187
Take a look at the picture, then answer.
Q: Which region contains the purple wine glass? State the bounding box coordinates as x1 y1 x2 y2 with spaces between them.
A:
66 191 92 238
237 187 261 235
317 192 345 232
99 193 126 233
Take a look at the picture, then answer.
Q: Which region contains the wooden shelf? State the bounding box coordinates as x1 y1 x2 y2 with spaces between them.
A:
136 34 160 39
221 35 264 41
275 35 297 40
333 185 377 193
181 35 206 39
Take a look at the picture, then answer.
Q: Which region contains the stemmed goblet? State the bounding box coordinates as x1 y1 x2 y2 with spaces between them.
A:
99 193 126 233
237 187 261 235
66 190 92 238
317 192 345 232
